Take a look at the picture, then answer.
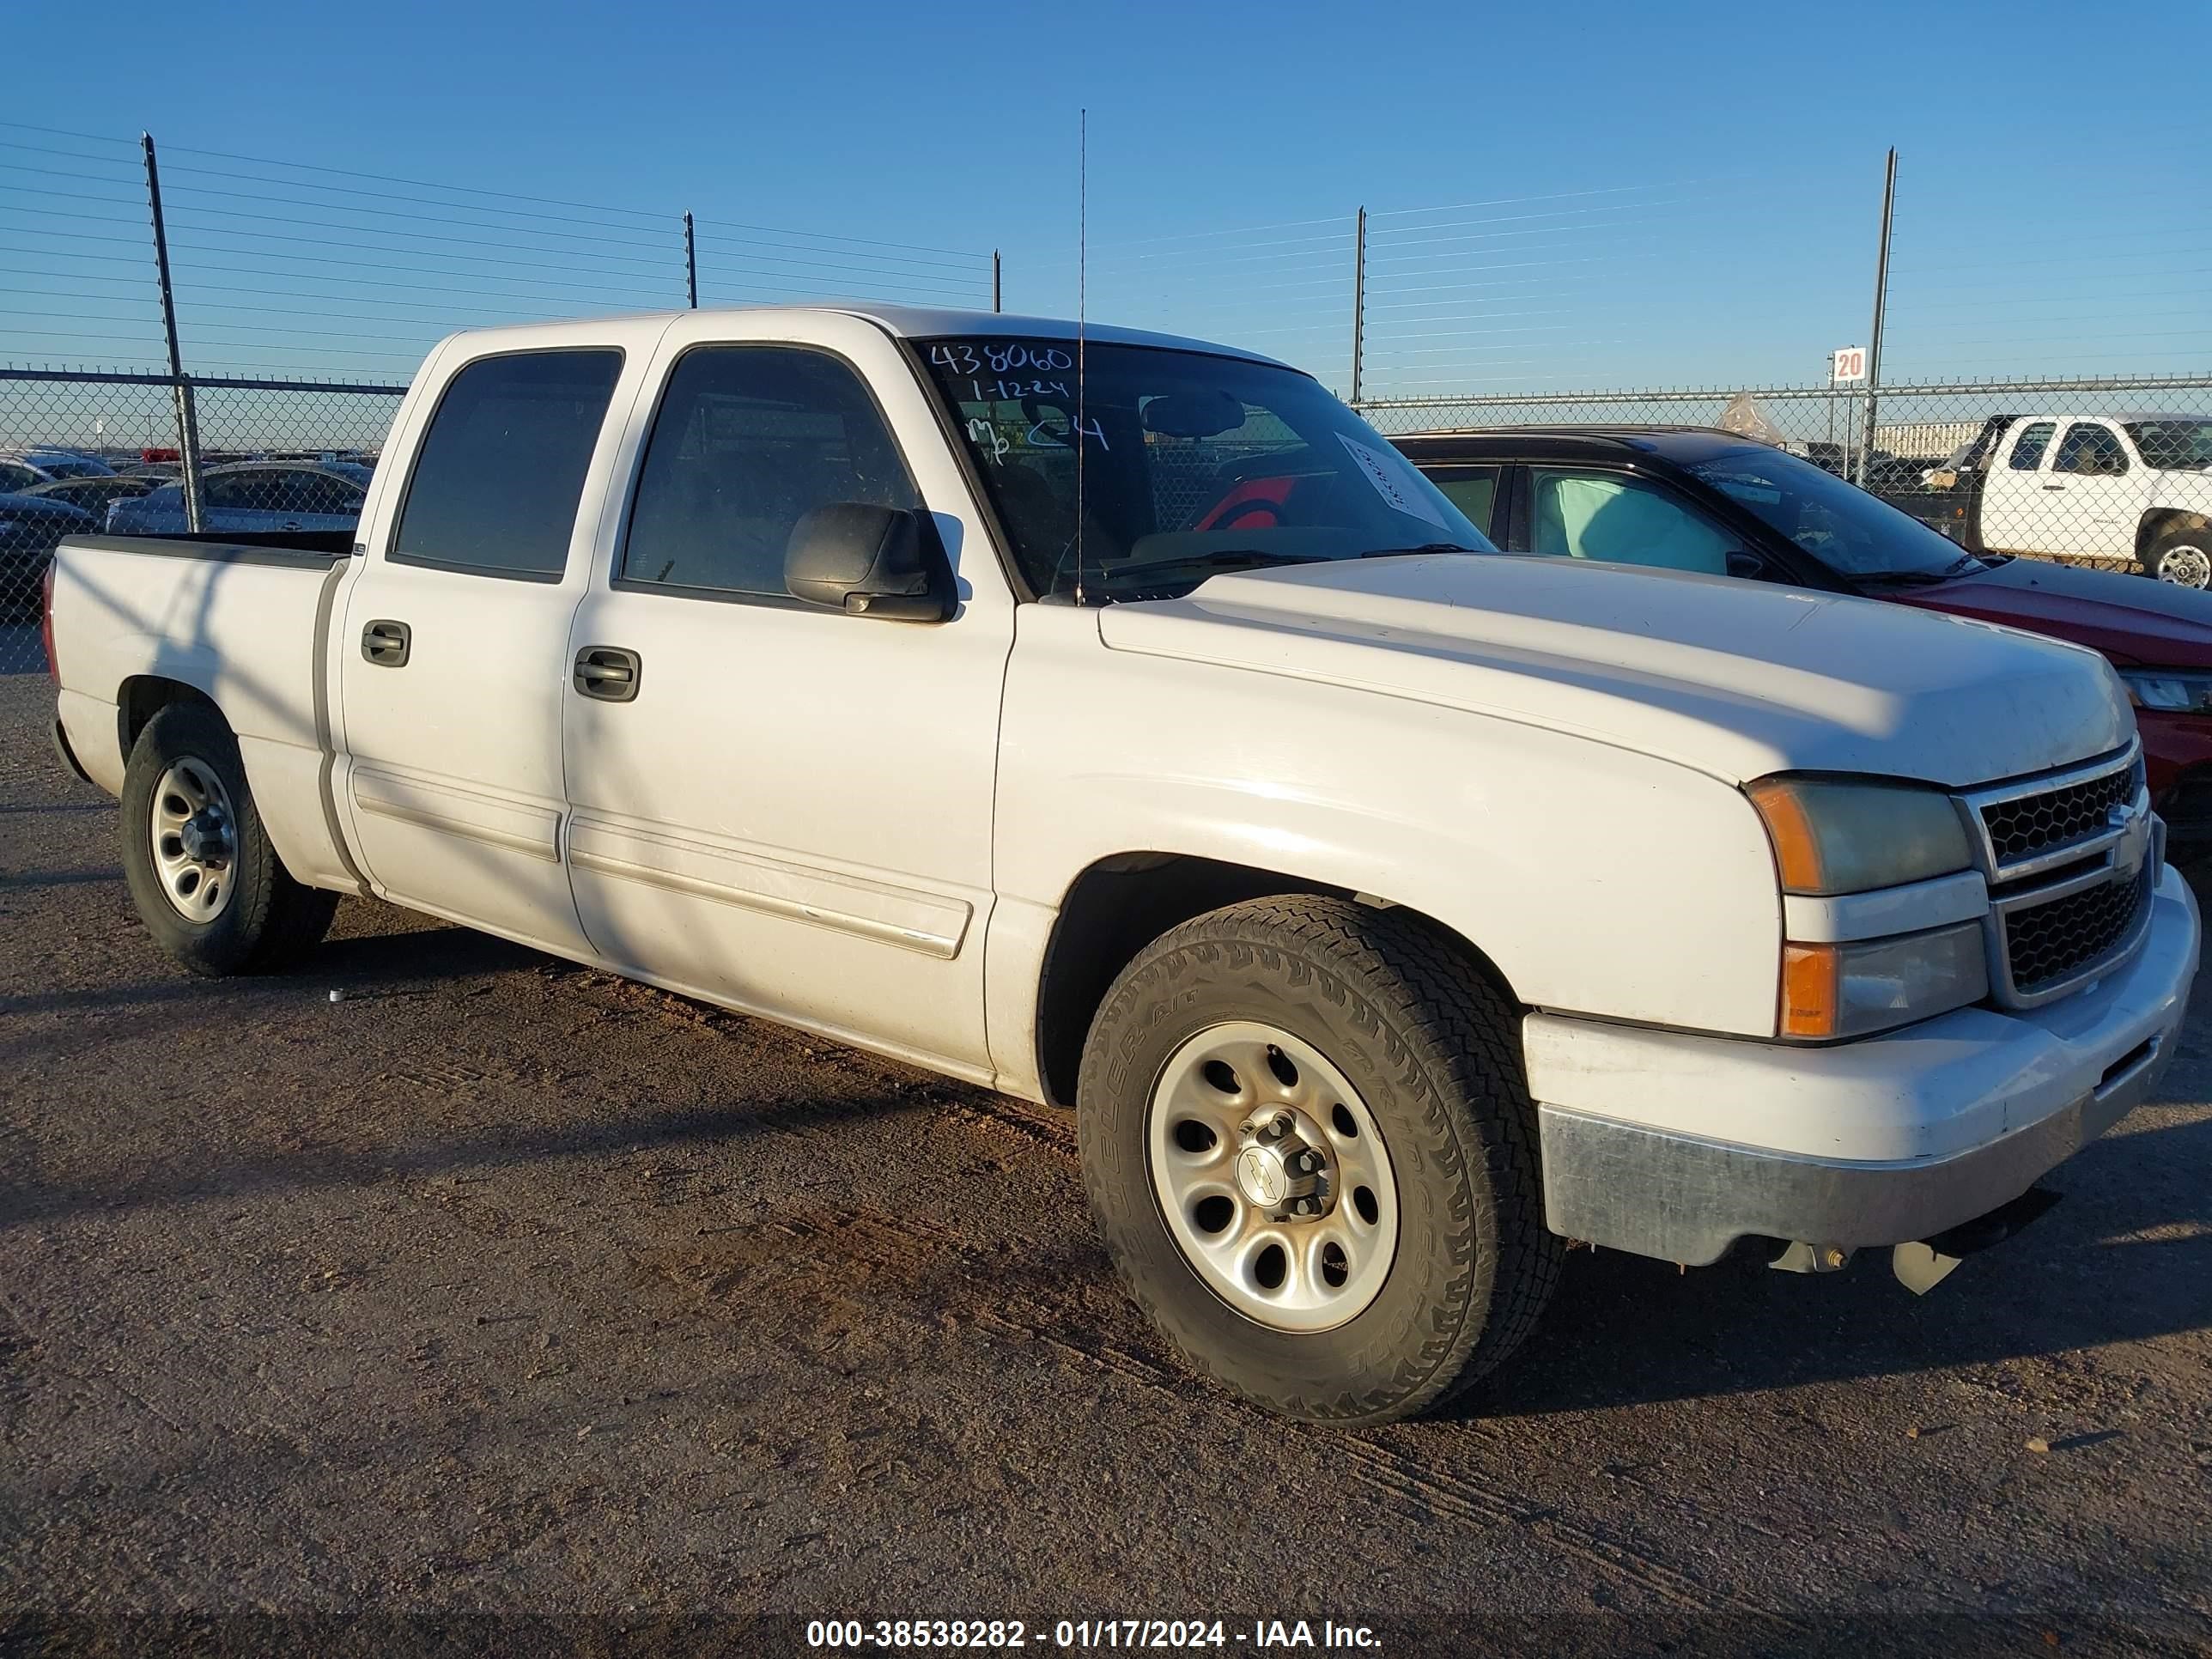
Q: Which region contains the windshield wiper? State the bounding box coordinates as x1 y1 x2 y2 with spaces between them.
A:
1099 550 1320 582
1858 552 1983 586
1358 542 1482 557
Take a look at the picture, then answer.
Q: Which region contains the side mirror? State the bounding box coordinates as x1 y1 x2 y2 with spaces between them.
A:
784 502 951 623
1724 550 1770 581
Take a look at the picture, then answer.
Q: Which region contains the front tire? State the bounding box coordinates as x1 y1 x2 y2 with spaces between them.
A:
120 702 337 976
1078 895 1560 1424
2145 526 2212 588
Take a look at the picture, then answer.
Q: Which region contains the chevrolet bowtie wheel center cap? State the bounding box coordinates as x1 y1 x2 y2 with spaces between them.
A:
1235 1113 1328 1218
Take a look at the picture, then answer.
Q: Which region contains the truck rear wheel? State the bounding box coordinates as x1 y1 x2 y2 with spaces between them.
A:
2145 526 2212 588
1077 895 1560 1424
120 702 337 976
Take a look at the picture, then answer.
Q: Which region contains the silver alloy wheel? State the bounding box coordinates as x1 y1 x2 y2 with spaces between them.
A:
2157 544 2212 588
149 757 238 923
1147 1020 1399 1333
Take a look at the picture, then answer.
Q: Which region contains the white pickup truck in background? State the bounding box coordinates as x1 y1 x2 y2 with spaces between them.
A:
44 305 2202 1423
1915 413 2212 586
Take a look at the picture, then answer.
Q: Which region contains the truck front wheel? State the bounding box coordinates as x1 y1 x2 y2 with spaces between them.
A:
119 702 337 976
2145 525 2212 588
1077 895 1560 1423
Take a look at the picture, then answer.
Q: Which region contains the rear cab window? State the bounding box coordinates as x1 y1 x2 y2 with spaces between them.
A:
391 349 623 581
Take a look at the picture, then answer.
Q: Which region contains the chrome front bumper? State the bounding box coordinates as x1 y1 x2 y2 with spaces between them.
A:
1530 863 2199 1268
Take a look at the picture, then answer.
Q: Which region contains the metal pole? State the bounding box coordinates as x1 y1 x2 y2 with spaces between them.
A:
1350 206 1367 404
1825 353 1837 465
1856 147 1897 488
141 131 204 532
992 250 1002 313
684 212 698 308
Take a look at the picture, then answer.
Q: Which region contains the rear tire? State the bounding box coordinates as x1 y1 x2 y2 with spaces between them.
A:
120 702 338 976
1078 894 1560 1424
2144 526 2212 588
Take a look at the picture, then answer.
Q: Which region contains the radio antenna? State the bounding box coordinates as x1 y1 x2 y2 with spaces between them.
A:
1073 106 1088 608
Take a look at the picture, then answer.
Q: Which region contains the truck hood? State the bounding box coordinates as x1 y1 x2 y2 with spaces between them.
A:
1097 554 2133 787
1889 555 2212 670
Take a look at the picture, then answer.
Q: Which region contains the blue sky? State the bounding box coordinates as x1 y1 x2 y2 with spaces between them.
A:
3 0 2208 397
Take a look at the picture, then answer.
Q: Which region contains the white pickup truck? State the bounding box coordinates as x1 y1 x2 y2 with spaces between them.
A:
1916 413 2212 586
44 306 2201 1423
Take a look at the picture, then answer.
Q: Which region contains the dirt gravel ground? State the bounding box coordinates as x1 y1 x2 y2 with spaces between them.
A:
3 670 2210 1658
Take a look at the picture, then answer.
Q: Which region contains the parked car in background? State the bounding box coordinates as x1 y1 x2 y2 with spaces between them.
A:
0 457 53 493
3 447 116 480
105 460 372 537
1395 426 2212 857
42 305 2199 1424
0 490 97 615
22 475 159 524
1890 414 2212 587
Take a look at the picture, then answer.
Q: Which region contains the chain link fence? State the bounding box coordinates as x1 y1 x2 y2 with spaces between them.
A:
1357 375 2212 581
0 368 404 664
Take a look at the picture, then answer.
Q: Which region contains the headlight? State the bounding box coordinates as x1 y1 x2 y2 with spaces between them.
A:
1745 776 1975 895
2118 669 2212 713
1780 922 1988 1039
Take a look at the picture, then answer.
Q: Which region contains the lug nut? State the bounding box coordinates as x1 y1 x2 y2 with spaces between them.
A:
1294 1197 1319 1216
1267 1114 1293 1140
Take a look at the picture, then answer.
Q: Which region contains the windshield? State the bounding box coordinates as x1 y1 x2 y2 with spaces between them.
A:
917 336 1491 600
2124 419 2212 471
1683 444 1978 581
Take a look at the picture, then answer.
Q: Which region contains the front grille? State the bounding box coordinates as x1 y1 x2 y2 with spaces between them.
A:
1979 755 2140 868
2004 866 2151 994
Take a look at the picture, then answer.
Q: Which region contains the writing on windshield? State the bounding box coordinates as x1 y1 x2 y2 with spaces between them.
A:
916 337 1489 600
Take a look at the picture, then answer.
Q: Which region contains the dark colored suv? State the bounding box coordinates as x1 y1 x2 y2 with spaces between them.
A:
1394 427 2212 853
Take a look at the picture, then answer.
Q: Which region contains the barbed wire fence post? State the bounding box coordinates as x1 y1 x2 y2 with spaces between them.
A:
684 212 698 309
1350 206 1366 405
140 131 204 532
1857 147 1898 489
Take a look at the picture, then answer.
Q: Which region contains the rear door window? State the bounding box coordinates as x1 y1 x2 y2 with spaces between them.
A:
204 471 273 511
2007 422 2057 471
1425 466 1503 539
391 349 623 581
284 471 364 517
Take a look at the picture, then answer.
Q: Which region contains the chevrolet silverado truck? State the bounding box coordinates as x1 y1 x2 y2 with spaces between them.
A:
44 306 2202 1424
1901 413 2212 587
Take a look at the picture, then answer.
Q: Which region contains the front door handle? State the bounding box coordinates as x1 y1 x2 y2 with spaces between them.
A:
574 645 641 702
2041 483 2067 491
361 618 410 666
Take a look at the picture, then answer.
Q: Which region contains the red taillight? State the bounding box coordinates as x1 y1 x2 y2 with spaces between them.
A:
41 559 58 684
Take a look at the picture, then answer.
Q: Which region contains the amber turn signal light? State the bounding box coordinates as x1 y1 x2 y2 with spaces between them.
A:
1780 943 1841 1038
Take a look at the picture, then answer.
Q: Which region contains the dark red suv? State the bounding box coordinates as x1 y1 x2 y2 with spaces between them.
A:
1392 428 2212 854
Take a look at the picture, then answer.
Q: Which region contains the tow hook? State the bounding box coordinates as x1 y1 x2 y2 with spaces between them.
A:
1893 1187 2065 1296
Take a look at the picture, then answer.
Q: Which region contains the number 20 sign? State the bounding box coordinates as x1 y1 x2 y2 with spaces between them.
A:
1832 346 1868 384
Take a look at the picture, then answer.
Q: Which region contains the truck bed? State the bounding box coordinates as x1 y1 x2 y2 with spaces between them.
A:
48 532 365 894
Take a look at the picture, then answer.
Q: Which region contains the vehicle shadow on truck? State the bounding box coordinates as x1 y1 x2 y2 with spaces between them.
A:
1467 1109 2212 1417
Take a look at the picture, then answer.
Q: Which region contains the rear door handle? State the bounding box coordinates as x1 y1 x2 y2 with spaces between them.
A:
361 618 410 666
574 645 641 702
2042 483 2067 491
